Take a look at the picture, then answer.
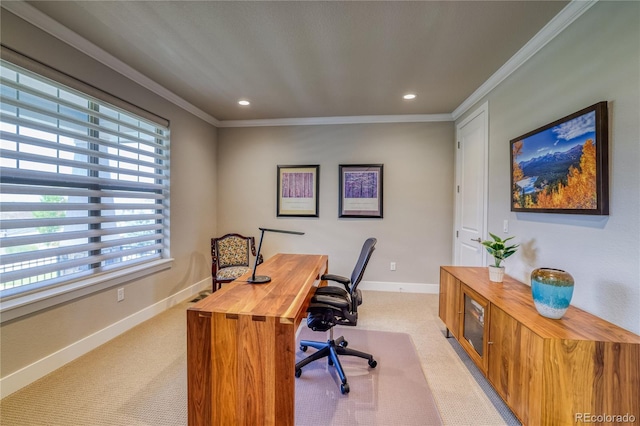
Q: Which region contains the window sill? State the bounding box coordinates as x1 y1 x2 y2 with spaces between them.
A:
0 258 173 323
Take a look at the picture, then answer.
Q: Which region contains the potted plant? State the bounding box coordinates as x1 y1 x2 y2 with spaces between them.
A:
481 233 518 282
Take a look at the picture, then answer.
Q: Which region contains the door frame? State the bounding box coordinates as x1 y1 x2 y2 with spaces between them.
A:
453 101 489 265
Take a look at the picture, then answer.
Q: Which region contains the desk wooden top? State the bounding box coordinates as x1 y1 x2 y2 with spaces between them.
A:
441 266 640 344
189 253 328 324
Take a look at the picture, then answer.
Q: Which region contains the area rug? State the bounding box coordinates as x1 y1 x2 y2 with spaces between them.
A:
295 327 443 426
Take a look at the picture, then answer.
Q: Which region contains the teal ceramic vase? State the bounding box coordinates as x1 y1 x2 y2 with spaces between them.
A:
531 268 574 319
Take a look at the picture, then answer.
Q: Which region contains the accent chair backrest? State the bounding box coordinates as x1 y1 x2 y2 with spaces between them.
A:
216 235 251 268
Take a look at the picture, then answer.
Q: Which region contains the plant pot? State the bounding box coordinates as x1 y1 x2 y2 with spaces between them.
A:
531 268 574 319
488 266 505 283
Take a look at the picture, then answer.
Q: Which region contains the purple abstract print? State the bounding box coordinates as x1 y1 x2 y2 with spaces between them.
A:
345 172 378 198
281 172 314 198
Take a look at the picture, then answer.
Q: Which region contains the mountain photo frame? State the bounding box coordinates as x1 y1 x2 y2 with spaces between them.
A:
510 101 609 215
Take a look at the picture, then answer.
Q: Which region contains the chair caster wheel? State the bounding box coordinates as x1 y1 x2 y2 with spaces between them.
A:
295 368 302 378
339 340 348 348
300 345 308 352
340 383 350 394
328 358 334 366
368 359 377 368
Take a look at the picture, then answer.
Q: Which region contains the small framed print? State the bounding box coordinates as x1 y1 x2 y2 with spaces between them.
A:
277 165 320 217
339 164 383 218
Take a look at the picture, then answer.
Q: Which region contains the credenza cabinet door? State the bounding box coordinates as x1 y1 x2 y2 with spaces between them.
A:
487 305 544 426
458 284 490 374
438 269 460 339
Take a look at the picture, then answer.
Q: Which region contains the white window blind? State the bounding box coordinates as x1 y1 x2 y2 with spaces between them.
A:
0 58 170 302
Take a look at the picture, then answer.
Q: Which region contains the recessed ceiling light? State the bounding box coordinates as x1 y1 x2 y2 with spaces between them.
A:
403 94 416 100
238 100 250 106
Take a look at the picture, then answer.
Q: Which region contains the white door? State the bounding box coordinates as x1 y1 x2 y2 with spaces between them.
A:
454 102 488 266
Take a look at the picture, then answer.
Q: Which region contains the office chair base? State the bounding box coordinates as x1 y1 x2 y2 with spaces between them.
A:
295 336 377 395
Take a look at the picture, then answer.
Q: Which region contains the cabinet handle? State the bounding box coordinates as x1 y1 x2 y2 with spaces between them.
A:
488 341 494 345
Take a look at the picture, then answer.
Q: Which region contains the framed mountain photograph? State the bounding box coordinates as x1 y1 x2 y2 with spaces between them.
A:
510 102 609 215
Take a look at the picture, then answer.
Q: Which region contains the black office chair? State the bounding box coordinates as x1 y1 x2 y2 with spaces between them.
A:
295 237 377 394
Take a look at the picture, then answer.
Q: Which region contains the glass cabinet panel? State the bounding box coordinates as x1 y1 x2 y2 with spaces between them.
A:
463 295 485 356
458 284 489 373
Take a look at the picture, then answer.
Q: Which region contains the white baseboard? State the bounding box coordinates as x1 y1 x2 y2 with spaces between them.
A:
360 280 439 294
0 278 211 399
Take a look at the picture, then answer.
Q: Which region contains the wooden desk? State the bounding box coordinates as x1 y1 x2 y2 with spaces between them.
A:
187 253 328 426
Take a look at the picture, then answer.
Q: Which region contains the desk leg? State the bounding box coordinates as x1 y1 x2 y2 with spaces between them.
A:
205 314 295 426
237 315 276 424
187 309 212 426
275 320 296 426
239 316 296 426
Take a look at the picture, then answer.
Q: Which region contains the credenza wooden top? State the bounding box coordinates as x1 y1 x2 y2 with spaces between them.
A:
190 253 328 323
441 266 640 344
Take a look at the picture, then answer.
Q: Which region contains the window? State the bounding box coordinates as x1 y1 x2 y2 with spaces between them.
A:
0 57 170 317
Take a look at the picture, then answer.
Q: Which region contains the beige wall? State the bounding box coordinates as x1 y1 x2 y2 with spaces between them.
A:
458 1 639 333
217 122 454 286
1 12 218 377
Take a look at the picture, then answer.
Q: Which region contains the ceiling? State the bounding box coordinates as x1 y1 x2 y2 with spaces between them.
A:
17 1 569 124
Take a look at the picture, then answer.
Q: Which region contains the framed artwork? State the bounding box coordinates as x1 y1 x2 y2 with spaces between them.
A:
510 101 609 215
339 164 383 218
277 165 319 217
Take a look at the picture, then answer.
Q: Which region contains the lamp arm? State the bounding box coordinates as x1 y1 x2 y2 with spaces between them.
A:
248 227 305 284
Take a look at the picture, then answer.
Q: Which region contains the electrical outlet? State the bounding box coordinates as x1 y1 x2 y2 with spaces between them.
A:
390 262 396 271
117 287 125 302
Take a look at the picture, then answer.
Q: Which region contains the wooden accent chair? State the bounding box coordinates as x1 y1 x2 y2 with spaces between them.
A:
210 233 261 292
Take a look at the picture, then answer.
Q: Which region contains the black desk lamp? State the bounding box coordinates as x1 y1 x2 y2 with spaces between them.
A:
248 227 305 284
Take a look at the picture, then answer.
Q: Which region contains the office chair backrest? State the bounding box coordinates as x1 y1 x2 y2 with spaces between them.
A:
349 237 377 293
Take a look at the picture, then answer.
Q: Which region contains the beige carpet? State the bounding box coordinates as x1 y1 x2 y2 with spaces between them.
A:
0 291 518 425
295 327 442 425
357 291 519 426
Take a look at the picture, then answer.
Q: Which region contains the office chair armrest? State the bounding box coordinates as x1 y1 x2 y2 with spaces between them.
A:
321 273 351 292
321 273 350 285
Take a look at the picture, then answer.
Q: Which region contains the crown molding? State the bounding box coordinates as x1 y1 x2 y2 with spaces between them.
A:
452 0 598 121
218 113 453 128
1 1 221 127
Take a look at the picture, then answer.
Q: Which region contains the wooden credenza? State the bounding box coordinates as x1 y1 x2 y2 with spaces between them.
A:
439 266 640 425
187 253 328 426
